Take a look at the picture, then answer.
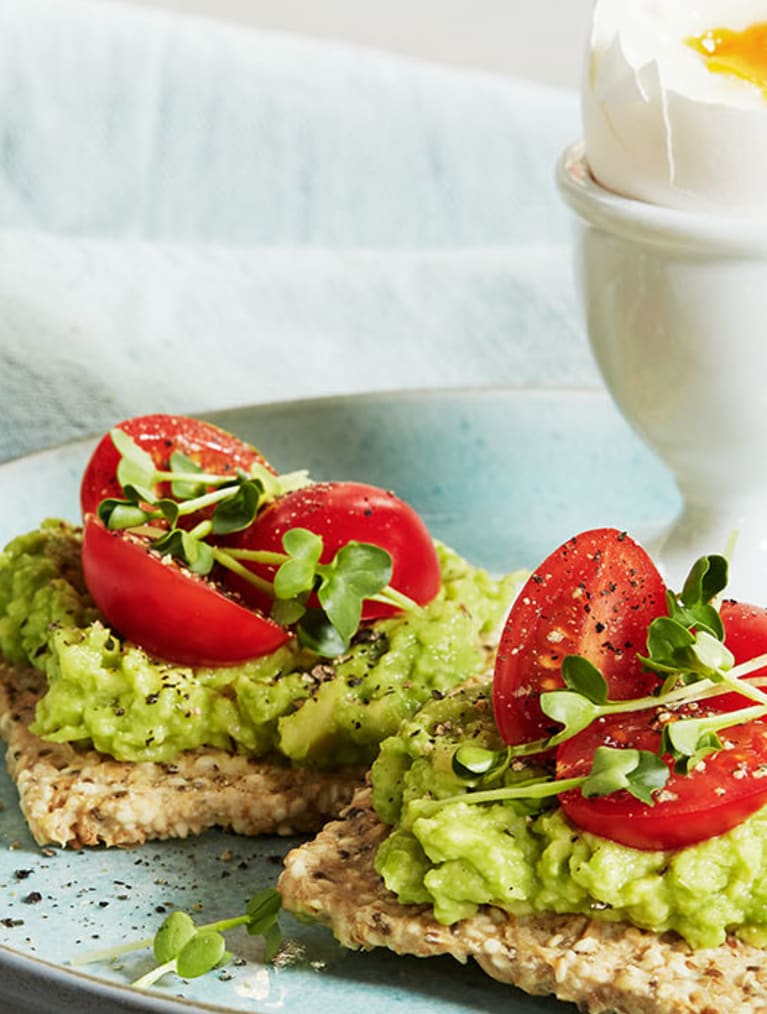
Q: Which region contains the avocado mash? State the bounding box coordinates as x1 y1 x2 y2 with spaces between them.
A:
372 677 767 949
0 519 517 767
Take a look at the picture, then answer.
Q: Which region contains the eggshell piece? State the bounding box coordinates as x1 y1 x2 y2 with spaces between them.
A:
584 0 767 214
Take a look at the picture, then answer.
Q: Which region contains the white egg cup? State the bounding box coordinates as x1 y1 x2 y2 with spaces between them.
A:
558 142 767 603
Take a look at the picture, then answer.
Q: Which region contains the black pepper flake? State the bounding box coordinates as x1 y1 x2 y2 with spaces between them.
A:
22 891 43 904
14 870 32 880
1 919 23 928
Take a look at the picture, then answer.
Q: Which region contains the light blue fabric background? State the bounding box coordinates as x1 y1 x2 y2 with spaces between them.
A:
0 0 595 462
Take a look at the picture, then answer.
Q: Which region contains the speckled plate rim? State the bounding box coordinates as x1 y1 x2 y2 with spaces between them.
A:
0 945 241 1014
1 383 605 468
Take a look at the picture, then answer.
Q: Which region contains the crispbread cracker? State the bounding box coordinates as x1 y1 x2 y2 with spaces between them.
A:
0 660 363 848
278 786 767 1014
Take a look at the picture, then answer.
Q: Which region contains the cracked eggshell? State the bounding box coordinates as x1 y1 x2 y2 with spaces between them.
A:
583 0 767 214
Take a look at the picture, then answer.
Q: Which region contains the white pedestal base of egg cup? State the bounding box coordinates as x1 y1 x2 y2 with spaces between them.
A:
558 142 767 604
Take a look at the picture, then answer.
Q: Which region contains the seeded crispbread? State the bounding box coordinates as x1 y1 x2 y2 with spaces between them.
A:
278 785 767 1014
0 659 363 848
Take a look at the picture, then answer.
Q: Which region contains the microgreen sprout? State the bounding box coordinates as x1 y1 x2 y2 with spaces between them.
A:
451 744 512 786
109 428 305 502
660 704 767 774
220 529 417 655
97 430 420 657
71 887 283 990
440 745 669 813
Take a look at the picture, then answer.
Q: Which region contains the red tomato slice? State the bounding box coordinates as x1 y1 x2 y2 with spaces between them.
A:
224 482 441 621
556 703 767 851
493 528 667 748
80 414 273 518
82 515 289 666
722 600 767 681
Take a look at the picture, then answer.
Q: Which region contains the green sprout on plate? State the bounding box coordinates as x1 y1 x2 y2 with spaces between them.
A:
71 888 283 989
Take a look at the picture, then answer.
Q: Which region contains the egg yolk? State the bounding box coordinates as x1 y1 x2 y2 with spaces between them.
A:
687 23 767 95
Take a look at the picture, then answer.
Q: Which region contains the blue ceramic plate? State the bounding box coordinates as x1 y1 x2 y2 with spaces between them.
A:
0 388 680 1014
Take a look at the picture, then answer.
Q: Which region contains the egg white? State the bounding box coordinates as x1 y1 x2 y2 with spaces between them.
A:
584 0 767 213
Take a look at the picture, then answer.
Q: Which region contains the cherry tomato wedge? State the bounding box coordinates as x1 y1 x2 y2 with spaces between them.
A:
80 414 273 518
224 481 441 621
82 515 289 666
493 528 667 748
556 701 767 851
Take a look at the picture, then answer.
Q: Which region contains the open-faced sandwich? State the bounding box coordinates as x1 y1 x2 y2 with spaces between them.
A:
278 528 767 1013
0 414 517 847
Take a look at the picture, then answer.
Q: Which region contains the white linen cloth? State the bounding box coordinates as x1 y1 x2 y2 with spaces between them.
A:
0 0 592 461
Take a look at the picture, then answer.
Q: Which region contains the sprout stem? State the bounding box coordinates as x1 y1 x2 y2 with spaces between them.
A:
132 958 177 989
70 936 155 966
421 775 586 812
369 587 420 613
210 548 275 596
224 548 290 566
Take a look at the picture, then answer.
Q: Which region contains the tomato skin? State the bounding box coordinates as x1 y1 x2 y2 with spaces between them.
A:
722 600 767 680
224 482 441 620
80 414 272 518
492 528 667 748
556 704 767 851
81 515 289 666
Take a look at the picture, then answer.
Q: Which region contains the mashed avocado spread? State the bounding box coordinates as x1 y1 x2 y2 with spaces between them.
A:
372 677 767 949
0 519 517 767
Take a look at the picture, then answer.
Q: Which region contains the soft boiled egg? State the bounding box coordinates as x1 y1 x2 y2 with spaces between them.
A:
583 0 767 213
